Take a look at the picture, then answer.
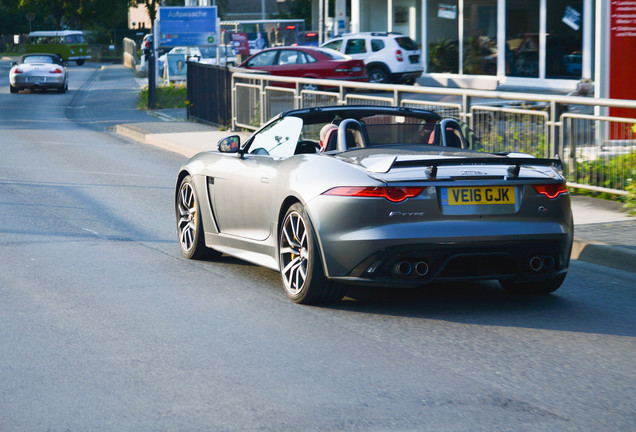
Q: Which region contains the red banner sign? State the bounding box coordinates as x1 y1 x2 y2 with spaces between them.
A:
231 33 250 56
609 0 636 133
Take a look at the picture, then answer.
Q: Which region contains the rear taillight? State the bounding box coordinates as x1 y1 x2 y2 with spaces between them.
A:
533 183 568 199
396 49 404 62
335 65 362 73
323 186 425 202
50 67 63 74
14 68 23 74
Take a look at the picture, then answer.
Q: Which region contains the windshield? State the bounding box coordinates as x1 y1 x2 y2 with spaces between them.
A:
23 55 57 64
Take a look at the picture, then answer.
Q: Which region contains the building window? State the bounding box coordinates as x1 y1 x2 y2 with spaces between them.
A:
506 0 540 77
463 0 497 75
546 0 583 79
427 1 459 73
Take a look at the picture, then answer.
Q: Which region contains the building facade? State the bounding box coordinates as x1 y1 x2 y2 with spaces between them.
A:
314 0 596 92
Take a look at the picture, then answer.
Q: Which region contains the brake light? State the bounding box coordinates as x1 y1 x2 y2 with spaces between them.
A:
335 65 363 73
14 68 23 74
533 183 568 199
396 49 403 62
324 186 425 202
50 67 63 74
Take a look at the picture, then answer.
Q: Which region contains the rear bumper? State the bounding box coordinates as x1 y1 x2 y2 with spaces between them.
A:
391 70 423 82
307 192 573 286
327 238 571 287
10 75 66 90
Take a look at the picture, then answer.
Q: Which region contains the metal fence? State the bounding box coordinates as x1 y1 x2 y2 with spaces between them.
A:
188 62 233 127
230 72 636 195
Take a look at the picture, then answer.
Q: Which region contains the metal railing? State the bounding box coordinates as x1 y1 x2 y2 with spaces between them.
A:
231 72 636 195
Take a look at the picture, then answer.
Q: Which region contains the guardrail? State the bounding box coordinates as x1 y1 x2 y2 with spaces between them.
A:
231 72 636 195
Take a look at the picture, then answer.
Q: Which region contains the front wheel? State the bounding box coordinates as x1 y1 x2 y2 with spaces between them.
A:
301 82 321 91
176 175 221 260
279 203 344 304
500 274 566 295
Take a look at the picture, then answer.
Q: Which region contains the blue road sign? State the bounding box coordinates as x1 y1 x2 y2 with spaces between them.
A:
159 6 218 47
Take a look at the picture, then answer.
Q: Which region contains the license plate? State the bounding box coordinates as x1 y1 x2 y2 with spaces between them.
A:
27 77 45 82
441 186 515 206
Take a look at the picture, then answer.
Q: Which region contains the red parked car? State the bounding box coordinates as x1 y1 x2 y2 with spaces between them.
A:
237 46 367 90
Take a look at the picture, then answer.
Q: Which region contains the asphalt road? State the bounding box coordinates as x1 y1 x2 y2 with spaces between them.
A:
0 61 635 431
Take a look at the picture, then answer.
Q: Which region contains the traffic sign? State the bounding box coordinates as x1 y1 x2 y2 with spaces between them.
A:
158 6 218 47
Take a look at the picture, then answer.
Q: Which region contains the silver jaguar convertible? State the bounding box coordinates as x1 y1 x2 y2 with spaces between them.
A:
175 106 573 304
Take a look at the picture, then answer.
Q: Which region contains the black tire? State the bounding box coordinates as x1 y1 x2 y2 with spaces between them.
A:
500 274 566 295
367 67 390 84
58 82 67 93
403 78 416 85
10 84 18 93
75 60 85 66
279 203 344 304
176 175 221 260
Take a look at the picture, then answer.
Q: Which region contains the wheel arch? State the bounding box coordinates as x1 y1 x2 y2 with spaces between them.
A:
276 195 330 277
175 169 192 205
365 61 390 73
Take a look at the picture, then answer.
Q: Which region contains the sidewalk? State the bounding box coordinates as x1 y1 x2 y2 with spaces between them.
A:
96 65 634 274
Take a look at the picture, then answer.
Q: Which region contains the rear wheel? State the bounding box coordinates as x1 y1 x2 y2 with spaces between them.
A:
58 82 67 93
176 175 221 260
368 67 390 84
10 84 18 93
500 274 566 295
75 60 85 66
279 203 344 304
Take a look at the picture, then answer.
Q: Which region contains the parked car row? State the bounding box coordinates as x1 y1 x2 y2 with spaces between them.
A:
141 31 423 87
235 31 422 87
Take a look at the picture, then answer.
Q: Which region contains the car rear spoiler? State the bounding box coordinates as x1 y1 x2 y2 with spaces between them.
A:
368 156 564 179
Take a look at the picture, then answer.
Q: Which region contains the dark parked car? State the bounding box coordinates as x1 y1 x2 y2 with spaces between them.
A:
237 46 367 90
175 105 573 304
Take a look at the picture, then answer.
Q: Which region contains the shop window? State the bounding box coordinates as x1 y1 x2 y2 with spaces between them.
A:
546 0 583 79
506 0 540 77
463 0 497 75
427 0 459 73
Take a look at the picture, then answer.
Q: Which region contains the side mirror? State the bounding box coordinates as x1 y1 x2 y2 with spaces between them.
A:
11 61 17 66
218 135 240 153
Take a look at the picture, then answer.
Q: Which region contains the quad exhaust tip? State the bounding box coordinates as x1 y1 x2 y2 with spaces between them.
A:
393 260 429 277
529 255 555 272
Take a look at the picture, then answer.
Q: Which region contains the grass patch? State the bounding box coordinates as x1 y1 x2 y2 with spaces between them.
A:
137 83 188 110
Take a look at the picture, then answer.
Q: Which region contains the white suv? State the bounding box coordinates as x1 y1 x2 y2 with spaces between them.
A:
321 32 422 84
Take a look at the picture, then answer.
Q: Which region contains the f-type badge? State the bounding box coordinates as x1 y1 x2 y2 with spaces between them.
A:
389 211 426 217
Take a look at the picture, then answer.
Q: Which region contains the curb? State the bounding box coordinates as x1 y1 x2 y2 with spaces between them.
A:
113 124 150 144
571 240 636 274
